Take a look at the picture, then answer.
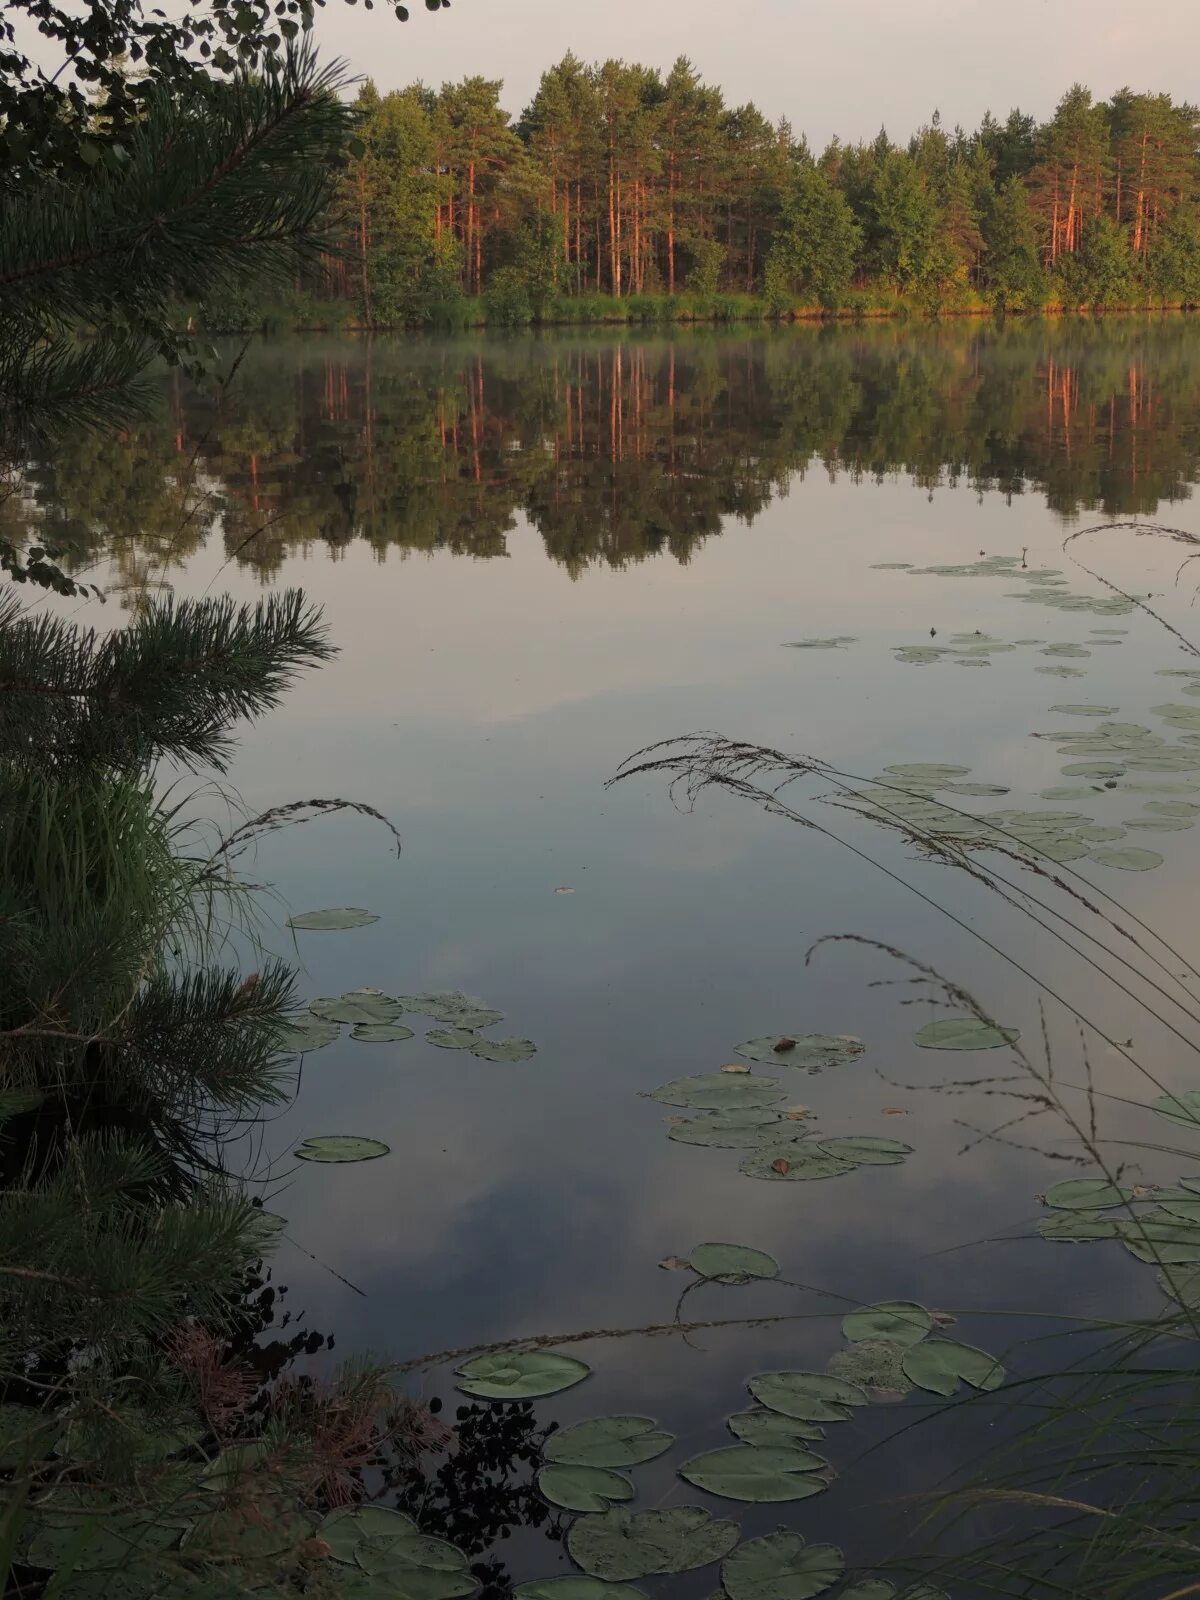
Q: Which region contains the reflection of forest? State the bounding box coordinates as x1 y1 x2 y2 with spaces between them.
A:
12 318 1200 592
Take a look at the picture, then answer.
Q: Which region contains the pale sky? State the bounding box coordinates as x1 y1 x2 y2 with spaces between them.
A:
310 0 1200 146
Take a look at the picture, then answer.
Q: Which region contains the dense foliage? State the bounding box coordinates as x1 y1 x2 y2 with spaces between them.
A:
273 66 1200 326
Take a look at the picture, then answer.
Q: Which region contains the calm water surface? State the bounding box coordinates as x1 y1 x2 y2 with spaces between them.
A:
27 319 1200 1588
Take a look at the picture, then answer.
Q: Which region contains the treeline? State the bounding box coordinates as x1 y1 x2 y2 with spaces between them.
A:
211 62 1200 327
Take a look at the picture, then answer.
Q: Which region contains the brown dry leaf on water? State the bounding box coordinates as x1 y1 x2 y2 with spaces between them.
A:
1132 1184 1156 1198
771 1158 791 1176
931 1310 957 1328
773 1036 798 1053
882 1107 909 1116
658 1255 691 1272
784 1105 815 1121
721 1063 751 1074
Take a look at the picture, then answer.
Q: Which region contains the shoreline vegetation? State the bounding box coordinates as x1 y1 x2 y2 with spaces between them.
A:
192 63 1200 334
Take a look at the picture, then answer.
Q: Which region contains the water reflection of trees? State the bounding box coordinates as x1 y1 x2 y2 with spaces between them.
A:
10 319 1200 591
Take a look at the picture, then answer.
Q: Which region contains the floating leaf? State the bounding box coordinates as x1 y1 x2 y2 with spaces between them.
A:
1061 762 1125 777
1154 1197 1200 1222
1044 1178 1132 1210
567 1507 738 1581
1117 1214 1200 1264
1158 1263 1200 1308
1038 1210 1119 1241
1152 1091 1200 1129
839 1585 897 1600
817 1136 912 1166
310 992 403 1024
355 1529 477 1600
1074 826 1125 843
902 1340 1004 1396
545 1417 673 1469
667 1110 783 1147
727 1411 825 1447
516 1582 647 1600
320 1505 418 1564
883 764 971 781
651 1074 786 1111
826 1340 913 1398
1049 705 1118 716
721 1532 844 1600
748 1371 867 1422
914 1018 1019 1051
287 908 379 931
351 1022 416 1042
431 1004 504 1028
941 782 1009 796
294 1136 389 1163
456 1350 589 1400
783 638 857 650
538 1464 633 1512
740 1147 858 1182
469 1037 537 1063
842 1302 932 1346
689 1243 780 1282
427 1027 478 1050
1090 846 1164 871
678 1445 830 1502
274 1014 341 1052
1125 816 1195 831
735 1035 864 1069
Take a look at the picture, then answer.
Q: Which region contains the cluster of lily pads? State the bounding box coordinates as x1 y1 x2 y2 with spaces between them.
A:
645 1035 914 1184
876 553 1135 618
887 629 1125 672
277 988 537 1064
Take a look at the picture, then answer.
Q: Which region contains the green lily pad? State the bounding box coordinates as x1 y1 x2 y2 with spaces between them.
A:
567 1507 738 1580
287 908 379 931
516 1582 647 1600
1049 705 1118 716
678 1444 830 1502
545 1416 673 1469
739 1148 859 1181
940 782 1009 796
839 1585 897 1600
1146 800 1200 816
1038 1210 1119 1241
537 1463 633 1512
274 1014 341 1052
817 1136 912 1166
294 1135 390 1163
1044 1178 1132 1210
735 1035 864 1069
427 1027 478 1050
842 1302 932 1346
1061 762 1125 777
430 1004 504 1028
721 1532 844 1600
689 1243 780 1282
1155 1197 1200 1222
320 1505 418 1564
826 1340 913 1397
914 1018 1019 1051
310 992 403 1024
469 1037 537 1062
356 1530 477 1600
783 638 857 649
667 1109 784 1147
748 1371 868 1422
456 1350 589 1400
1074 826 1125 843
902 1339 1004 1396
651 1074 786 1111
1125 816 1195 831
1089 846 1164 871
1153 1091 1200 1129
727 1411 825 1447
351 1022 416 1042
1158 1263 1200 1307
883 764 971 781
1117 1214 1200 1264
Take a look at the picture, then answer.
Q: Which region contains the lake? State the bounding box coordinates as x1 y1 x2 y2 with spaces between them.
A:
27 316 1200 1594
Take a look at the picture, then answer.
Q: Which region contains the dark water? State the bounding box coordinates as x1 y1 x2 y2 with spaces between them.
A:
25 318 1200 1590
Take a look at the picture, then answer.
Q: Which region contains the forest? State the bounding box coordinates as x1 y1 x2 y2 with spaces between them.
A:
211 63 1200 327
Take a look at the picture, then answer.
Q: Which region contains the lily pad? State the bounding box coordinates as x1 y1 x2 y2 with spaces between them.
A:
310 992 404 1024
902 1339 1004 1396
427 1027 478 1050
1061 762 1125 777
748 1371 868 1422
294 1135 389 1163
545 1417 673 1469
1125 815 1195 831
456 1350 589 1400
538 1464 634 1512
721 1532 844 1600
351 1022 416 1042
320 1505 418 1564
842 1302 932 1346
274 1014 341 1052
1044 1178 1132 1210
914 1018 1019 1051
727 1411 825 1447
1117 1214 1200 1264
287 908 379 931
826 1339 913 1398
839 1586 897 1600
1089 846 1164 871
355 1530 477 1600
1038 1210 1119 1241
516 1583 647 1600
817 1136 912 1166
1049 705 1118 716
651 1074 786 1111
739 1148 859 1181
469 1037 537 1063
1153 1091 1200 1129
567 1507 738 1580
689 1243 780 1282
783 638 857 650
678 1444 830 1502
667 1110 784 1148
735 1035 864 1070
